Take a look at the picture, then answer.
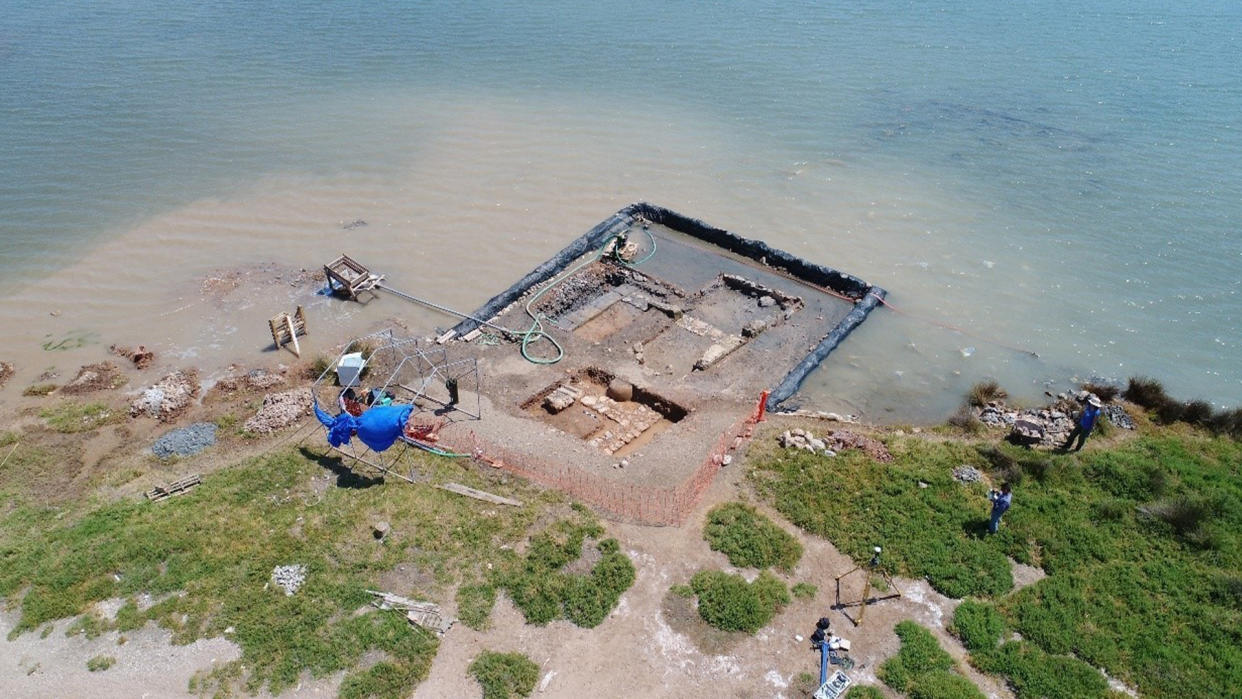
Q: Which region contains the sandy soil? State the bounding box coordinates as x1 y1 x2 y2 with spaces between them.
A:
416 463 1014 699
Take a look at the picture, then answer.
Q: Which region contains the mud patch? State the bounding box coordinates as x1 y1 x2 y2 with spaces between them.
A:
61 362 128 395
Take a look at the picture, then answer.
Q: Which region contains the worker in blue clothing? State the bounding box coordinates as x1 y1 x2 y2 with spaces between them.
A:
988 483 1013 534
1061 394 1103 452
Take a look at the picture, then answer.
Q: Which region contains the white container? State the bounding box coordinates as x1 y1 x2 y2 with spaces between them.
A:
336 352 366 387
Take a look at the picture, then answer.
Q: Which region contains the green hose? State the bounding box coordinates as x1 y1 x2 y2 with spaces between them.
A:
517 226 656 364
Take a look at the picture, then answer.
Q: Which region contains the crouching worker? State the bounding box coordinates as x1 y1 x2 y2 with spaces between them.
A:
1061 394 1102 452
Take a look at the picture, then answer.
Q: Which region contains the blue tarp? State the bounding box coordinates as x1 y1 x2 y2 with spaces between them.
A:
314 401 413 453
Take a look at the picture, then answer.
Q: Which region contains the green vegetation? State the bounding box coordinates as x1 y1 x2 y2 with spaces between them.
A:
39 401 119 433
879 621 982 699
484 517 636 628
752 421 1242 697
791 582 817 600
703 502 802 571
0 446 553 695
86 654 116 672
844 686 885 699
469 650 540 699
949 599 1004 652
971 641 1108 698
967 380 1007 407
456 583 497 630
687 569 789 633
1124 376 1242 437
22 383 57 397
751 438 1012 598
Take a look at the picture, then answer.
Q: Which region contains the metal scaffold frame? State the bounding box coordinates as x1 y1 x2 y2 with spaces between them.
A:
311 329 481 481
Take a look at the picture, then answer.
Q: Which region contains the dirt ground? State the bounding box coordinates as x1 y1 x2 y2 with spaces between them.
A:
0 260 1019 698
413 456 1017 699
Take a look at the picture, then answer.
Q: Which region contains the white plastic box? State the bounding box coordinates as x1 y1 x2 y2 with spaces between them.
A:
336 352 366 387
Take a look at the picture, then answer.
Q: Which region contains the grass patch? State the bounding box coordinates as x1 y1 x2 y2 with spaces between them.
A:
456 583 497 630
703 502 802 571
752 426 1242 697
791 582 817 600
469 650 539 699
750 438 1013 598
491 518 636 628
86 654 115 672
845 687 885 699
39 401 119 433
879 621 982 698
687 569 789 633
950 599 1004 652
0 446 550 694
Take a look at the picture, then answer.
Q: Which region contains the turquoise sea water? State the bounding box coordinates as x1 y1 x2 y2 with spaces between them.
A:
2 1 1239 417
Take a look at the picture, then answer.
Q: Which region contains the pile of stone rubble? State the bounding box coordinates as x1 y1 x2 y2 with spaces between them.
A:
271 564 307 596
977 393 1135 447
778 427 893 462
244 387 312 434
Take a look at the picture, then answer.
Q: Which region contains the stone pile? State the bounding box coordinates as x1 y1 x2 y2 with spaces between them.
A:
1102 404 1135 430
244 387 312 434
780 428 834 455
130 370 200 422
952 465 983 483
977 399 1134 448
778 428 893 462
271 564 307 596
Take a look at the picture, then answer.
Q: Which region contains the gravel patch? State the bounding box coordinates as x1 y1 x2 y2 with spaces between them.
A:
151 422 218 459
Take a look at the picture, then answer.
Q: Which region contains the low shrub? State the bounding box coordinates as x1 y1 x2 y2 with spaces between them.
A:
1207 408 1242 438
469 651 539 699
22 383 57 397
1080 382 1119 402
968 380 1008 407
948 406 984 435
880 621 980 697
909 672 986 699
844 686 885 699
703 502 802 571
1183 400 1214 425
689 569 789 633
1123 376 1168 408
1155 399 1186 425
86 655 115 672
1146 495 1215 537
950 600 1005 652
971 641 1109 698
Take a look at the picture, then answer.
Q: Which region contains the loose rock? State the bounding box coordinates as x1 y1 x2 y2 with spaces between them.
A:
244 388 312 434
130 370 200 422
271 564 307 596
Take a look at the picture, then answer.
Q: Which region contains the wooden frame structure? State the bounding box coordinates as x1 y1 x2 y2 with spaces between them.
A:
269 305 307 357
325 254 384 301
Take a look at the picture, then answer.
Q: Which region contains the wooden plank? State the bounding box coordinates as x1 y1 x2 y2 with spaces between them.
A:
437 482 522 506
